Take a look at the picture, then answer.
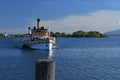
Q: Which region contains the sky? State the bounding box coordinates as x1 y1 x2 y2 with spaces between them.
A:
1 0 120 34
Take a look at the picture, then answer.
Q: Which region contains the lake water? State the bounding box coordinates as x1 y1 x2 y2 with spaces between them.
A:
1 37 120 80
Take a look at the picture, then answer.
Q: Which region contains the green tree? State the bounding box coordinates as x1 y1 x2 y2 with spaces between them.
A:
0 33 4 38
55 32 61 37
72 30 86 37
87 31 102 37
66 34 72 37
61 32 66 37
51 30 105 38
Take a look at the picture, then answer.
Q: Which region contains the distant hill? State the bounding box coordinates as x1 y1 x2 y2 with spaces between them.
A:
105 29 120 36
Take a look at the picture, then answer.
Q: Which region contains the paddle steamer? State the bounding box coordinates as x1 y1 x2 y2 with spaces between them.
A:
22 19 55 50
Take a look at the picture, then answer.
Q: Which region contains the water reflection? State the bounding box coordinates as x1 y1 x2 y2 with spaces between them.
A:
21 49 55 59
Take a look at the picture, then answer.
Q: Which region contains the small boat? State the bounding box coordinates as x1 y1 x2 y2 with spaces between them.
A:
21 18 55 50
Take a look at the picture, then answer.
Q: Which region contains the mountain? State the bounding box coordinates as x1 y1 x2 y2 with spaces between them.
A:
105 29 120 36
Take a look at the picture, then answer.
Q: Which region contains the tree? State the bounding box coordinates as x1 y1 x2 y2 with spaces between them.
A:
72 30 86 37
53 30 105 38
61 32 66 37
0 33 4 38
87 31 102 37
54 32 61 37
66 34 72 37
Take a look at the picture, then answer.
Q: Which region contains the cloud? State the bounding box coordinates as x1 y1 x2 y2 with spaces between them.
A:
1 10 120 34
41 10 120 33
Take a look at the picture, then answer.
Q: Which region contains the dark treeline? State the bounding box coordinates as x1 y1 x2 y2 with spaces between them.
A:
0 33 4 38
0 30 106 38
51 30 106 38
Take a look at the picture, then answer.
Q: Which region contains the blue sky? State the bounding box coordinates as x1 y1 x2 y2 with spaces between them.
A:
1 0 120 33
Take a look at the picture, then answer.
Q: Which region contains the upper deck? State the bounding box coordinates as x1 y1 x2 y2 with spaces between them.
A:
28 18 51 37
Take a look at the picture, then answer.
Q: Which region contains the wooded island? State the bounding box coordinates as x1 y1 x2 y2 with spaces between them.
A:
52 30 106 38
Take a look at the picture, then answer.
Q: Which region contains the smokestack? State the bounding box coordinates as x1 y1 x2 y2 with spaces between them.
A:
37 18 40 29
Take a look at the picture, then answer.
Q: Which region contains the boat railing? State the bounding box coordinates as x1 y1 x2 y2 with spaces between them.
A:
22 36 55 43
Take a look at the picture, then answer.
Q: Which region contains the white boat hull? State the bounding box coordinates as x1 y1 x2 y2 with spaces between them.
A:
23 43 53 50
21 36 55 50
